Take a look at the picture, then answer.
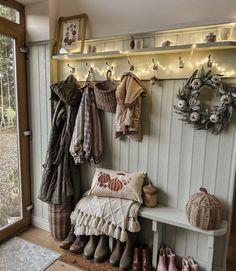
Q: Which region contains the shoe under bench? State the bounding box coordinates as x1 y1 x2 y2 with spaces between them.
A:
138 205 228 271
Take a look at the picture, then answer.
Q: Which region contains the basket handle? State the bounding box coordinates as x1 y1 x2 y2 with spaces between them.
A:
200 187 208 194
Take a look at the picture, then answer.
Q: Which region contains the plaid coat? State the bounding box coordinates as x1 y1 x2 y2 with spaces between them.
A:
38 75 82 205
70 85 103 165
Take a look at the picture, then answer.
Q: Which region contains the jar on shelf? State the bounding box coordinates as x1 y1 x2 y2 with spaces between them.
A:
205 33 216 42
142 182 159 207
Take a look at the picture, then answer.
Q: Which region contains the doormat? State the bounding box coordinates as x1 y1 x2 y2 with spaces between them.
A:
59 251 130 271
0 237 60 271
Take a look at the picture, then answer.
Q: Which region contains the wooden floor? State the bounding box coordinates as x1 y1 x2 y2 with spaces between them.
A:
19 226 64 254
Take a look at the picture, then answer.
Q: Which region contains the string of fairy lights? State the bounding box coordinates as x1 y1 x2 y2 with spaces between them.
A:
66 44 236 81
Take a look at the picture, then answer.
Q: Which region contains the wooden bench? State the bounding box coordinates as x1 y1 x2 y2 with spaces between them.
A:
138 205 228 271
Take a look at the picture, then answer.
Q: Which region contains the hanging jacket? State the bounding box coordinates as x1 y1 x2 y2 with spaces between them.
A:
70 84 103 165
38 75 82 205
115 72 147 142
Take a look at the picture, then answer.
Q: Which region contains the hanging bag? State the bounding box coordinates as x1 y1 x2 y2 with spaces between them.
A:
94 69 117 112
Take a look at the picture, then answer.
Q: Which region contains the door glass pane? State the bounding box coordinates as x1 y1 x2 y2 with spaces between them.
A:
0 3 20 24
0 34 21 229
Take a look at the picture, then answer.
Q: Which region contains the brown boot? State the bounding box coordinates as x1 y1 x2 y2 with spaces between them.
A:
142 246 151 271
69 235 89 254
132 247 141 271
59 226 76 249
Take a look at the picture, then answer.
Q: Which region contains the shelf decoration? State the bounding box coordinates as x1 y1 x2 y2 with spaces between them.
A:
174 68 236 134
53 13 88 55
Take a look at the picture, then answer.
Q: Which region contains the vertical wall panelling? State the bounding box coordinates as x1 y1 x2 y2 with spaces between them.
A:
27 28 236 270
27 42 51 230
54 48 236 270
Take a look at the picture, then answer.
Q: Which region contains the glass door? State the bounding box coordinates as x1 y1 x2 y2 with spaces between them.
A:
0 0 31 241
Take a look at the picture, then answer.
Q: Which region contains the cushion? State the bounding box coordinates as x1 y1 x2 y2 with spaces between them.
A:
88 168 146 203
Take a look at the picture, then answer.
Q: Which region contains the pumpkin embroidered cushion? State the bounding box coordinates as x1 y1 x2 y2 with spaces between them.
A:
88 168 146 203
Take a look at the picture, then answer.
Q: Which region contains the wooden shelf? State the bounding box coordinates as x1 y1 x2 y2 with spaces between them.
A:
139 205 227 236
52 41 236 61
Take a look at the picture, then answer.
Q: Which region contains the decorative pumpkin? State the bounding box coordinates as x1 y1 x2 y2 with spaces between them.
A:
108 178 123 192
98 173 111 184
186 187 223 230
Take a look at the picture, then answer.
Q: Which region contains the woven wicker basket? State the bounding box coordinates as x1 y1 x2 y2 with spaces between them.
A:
48 197 72 240
185 187 223 230
94 80 117 112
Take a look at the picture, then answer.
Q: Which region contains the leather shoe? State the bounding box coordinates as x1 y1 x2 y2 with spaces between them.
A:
94 235 109 263
69 235 88 254
188 258 198 271
110 239 125 266
132 247 141 271
142 245 151 271
59 226 76 249
181 258 189 271
84 235 99 259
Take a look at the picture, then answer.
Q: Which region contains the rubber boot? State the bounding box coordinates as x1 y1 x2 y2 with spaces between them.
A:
156 247 167 271
119 237 134 270
166 247 178 271
110 239 125 266
94 235 109 263
83 235 99 259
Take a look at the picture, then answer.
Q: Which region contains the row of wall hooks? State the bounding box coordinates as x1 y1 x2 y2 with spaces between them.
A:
67 54 214 75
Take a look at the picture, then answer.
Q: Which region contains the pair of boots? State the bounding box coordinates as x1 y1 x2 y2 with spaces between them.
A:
156 246 178 271
59 227 88 254
132 246 151 271
84 235 109 263
181 258 198 271
110 239 134 270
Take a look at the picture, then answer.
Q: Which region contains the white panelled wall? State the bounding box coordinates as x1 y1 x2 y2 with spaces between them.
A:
28 33 236 270
27 42 51 231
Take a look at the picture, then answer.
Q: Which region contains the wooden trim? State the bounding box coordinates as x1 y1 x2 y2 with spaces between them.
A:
0 0 30 242
0 0 24 25
0 0 24 13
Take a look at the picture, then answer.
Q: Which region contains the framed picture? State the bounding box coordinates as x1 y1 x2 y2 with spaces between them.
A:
53 13 88 55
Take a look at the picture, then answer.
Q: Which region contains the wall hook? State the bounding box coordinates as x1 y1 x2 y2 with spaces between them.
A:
179 56 184 69
128 57 134 71
152 58 158 71
85 62 94 73
106 61 113 80
67 64 76 73
207 54 213 68
106 61 113 71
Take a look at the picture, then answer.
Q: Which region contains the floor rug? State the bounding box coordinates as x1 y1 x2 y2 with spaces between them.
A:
0 237 60 271
59 251 128 271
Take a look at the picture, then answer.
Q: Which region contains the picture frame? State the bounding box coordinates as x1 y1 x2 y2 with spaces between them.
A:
53 13 88 55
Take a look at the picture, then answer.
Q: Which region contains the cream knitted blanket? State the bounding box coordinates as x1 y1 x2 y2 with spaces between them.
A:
71 195 141 242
